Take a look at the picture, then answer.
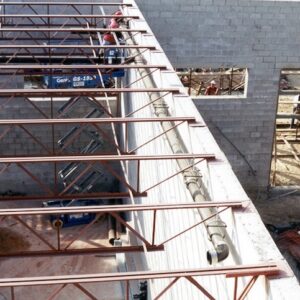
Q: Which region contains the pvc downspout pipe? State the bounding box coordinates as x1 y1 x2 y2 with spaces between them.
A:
122 29 230 264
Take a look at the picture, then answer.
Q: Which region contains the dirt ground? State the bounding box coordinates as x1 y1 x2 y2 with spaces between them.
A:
0 200 123 300
257 93 300 281
271 95 300 186
252 190 300 281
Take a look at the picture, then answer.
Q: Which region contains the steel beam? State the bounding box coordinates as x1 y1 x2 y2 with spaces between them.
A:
0 202 243 259
0 88 180 97
0 192 147 202
0 2 133 5
0 154 215 164
0 245 164 258
0 201 245 216
0 117 198 125
0 28 147 33
0 263 281 287
0 14 139 19
0 45 156 49
0 64 167 70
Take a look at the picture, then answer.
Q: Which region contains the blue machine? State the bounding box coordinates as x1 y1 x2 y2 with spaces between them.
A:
43 199 103 228
43 48 126 89
44 71 124 89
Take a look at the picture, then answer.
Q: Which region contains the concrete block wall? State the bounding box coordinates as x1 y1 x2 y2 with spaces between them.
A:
0 0 122 195
135 0 300 192
0 98 117 194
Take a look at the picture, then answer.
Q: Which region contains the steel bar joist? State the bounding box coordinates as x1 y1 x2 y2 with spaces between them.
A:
0 14 140 28
0 154 215 200
0 263 282 300
0 117 199 156
0 28 147 33
0 88 180 97
0 45 157 62
0 117 198 126
0 2 133 17
0 201 245 258
0 64 168 75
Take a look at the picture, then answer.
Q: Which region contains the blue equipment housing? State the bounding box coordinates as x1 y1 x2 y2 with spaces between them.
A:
43 199 104 228
43 47 126 89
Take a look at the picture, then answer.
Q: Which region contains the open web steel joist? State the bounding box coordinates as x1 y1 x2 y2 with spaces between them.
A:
0 0 298 299
0 201 244 258
0 263 283 300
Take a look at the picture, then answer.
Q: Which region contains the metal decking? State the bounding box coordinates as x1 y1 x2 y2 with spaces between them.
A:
0 1 294 299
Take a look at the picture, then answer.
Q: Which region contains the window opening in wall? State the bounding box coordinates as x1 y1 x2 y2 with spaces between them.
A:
271 69 300 186
175 67 247 97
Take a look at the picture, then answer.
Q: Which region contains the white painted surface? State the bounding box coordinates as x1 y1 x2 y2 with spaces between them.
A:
121 1 300 299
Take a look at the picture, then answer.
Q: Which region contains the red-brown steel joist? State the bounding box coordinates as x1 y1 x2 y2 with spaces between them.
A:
0 116 198 125
0 64 167 70
0 201 245 216
0 14 139 19
0 262 280 284
0 192 147 202
0 2 133 6
0 65 167 76
0 28 147 33
0 88 180 97
0 45 156 49
0 14 139 27
0 263 282 300
0 154 214 197
0 201 244 258
0 153 215 163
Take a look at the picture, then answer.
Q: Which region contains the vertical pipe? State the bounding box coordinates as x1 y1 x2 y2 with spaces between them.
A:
108 214 116 245
57 223 61 251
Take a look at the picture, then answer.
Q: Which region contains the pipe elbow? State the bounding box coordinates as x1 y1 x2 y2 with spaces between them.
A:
207 243 229 264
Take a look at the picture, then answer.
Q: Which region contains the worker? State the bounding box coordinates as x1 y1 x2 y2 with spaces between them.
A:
99 32 116 63
112 10 123 23
99 11 123 63
291 95 300 128
108 11 123 40
108 10 122 28
181 75 189 87
205 80 219 95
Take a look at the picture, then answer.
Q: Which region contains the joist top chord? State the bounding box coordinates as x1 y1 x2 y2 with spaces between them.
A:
0 87 180 97
0 28 146 33
0 45 156 50
0 2 132 6
0 64 167 70
0 153 216 163
0 201 245 216
0 14 139 19
0 262 281 287
0 117 198 125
